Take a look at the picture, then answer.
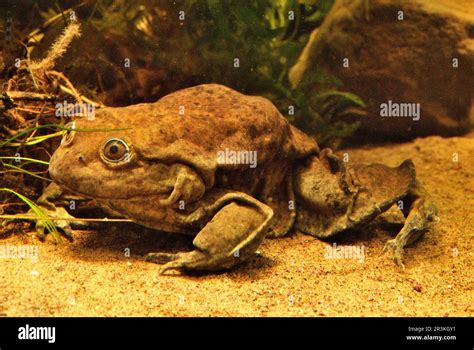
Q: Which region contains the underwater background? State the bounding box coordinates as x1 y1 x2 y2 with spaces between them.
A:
0 0 472 316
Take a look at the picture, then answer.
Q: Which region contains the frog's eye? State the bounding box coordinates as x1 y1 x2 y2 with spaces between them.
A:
61 121 76 147
101 138 131 163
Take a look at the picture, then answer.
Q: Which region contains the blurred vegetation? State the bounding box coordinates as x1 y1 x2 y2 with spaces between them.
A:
0 0 365 234
2 0 365 146
84 0 365 146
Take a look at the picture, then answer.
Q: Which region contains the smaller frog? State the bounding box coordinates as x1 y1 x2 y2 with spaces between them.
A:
46 84 438 274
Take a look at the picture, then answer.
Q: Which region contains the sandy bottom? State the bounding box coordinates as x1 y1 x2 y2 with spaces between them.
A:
0 134 472 316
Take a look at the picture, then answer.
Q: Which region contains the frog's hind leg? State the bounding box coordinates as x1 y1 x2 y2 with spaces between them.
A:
293 150 359 238
383 179 438 270
294 152 438 269
145 193 273 274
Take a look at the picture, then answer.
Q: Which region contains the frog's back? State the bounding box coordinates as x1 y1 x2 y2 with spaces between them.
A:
96 84 319 187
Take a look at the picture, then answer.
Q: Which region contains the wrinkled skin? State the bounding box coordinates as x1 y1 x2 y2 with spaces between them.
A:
45 84 438 274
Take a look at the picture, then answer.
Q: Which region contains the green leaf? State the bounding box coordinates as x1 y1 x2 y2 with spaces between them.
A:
316 90 366 108
0 188 61 243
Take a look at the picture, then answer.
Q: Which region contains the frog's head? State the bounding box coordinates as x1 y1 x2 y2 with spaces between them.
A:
49 117 179 201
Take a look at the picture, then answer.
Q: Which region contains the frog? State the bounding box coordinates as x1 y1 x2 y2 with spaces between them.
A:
45 84 438 274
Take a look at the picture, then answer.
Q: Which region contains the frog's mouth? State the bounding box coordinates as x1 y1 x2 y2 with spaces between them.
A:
48 151 180 202
51 176 173 201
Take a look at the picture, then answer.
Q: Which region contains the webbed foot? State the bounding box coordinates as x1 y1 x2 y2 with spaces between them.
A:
33 205 75 240
6 183 89 241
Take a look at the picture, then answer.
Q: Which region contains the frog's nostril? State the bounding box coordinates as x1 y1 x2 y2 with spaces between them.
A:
78 155 86 164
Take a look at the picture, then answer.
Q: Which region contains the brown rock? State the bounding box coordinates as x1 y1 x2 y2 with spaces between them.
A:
290 0 474 140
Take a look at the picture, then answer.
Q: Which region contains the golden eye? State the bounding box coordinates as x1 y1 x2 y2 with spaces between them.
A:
101 138 131 163
61 121 76 146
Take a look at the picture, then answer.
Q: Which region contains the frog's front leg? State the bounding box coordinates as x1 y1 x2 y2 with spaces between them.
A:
157 164 206 207
7 182 86 240
34 182 76 239
145 193 273 274
383 180 439 270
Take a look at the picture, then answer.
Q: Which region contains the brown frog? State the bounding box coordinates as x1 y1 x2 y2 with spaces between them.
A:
47 84 438 274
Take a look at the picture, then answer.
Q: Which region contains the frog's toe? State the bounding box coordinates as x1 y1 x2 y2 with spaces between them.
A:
35 221 47 240
145 251 208 274
382 238 397 254
383 239 405 271
33 206 77 240
61 224 74 239
145 250 208 275
144 252 179 264
157 252 207 275
35 219 72 241
158 261 184 275
394 254 406 271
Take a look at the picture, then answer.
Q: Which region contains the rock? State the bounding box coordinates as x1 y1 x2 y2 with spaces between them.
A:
290 0 474 141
